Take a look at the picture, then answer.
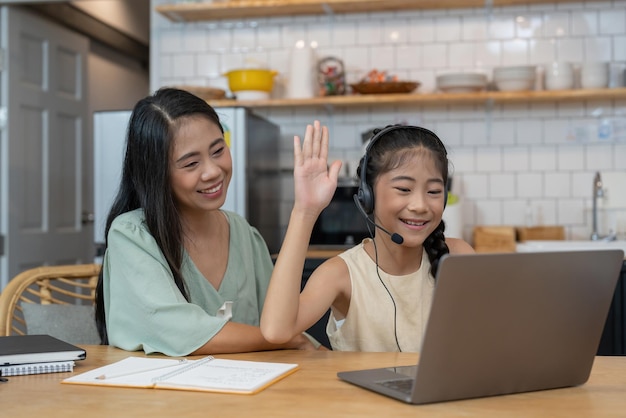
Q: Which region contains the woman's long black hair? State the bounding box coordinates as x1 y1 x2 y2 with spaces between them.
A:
94 87 223 344
356 125 450 278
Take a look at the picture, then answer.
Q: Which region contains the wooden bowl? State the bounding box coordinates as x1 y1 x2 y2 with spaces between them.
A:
176 85 227 101
350 81 419 94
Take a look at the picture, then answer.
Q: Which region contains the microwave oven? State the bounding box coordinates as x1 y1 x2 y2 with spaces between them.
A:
310 178 371 248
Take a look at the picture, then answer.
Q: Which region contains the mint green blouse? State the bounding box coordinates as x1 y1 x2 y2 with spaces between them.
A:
102 209 273 356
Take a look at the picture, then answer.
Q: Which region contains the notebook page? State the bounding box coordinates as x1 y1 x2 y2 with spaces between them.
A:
62 357 192 387
155 359 299 394
62 356 299 394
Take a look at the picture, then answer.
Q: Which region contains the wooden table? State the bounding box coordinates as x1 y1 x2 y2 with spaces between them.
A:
2 346 626 417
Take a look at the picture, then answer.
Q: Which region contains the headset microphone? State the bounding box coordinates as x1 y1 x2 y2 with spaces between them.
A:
353 195 404 245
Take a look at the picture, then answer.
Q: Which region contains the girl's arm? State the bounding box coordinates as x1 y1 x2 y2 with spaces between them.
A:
446 237 475 254
190 322 315 355
260 121 342 344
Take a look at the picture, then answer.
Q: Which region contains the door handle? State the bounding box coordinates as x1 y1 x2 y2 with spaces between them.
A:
82 211 95 225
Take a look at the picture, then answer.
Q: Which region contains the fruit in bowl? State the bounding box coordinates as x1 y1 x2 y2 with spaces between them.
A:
351 70 419 94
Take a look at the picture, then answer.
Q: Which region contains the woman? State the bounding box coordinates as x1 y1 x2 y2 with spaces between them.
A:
94 87 340 356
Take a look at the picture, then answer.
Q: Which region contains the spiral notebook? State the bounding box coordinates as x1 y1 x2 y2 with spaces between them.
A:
63 356 299 394
0 360 75 376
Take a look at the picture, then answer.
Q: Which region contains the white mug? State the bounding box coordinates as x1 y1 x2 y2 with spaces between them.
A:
581 62 609 89
545 62 575 90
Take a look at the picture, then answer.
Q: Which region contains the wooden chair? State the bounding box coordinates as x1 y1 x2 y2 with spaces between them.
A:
0 264 101 341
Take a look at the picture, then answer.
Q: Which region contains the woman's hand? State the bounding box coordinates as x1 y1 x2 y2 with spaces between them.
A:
293 120 342 218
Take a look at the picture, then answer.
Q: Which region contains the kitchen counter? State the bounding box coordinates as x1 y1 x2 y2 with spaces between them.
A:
516 240 626 259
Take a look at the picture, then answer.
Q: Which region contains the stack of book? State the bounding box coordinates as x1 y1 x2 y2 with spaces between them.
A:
0 334 86 377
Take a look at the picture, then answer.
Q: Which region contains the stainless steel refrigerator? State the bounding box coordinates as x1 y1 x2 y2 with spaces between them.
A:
93 107 282 258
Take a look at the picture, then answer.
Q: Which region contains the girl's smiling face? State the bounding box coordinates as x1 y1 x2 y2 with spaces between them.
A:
169 115 232 216
372 148 446 246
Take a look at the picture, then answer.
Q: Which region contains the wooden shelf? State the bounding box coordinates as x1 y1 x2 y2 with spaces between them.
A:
205 88 626 109
156 0 604 22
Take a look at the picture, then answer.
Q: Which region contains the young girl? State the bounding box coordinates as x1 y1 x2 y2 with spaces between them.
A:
94 88 340 356
261 125 475 351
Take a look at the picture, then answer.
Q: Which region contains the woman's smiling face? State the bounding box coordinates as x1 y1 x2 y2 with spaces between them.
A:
169 115 232 216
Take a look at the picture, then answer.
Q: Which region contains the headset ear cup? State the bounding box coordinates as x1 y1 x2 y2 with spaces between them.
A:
357 154 374 214
358 184 374 215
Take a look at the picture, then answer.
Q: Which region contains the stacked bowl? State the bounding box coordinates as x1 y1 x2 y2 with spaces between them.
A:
436 73 488 93
493 66 536 91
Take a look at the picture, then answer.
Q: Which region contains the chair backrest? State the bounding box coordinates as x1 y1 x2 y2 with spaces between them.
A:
0 264 101 343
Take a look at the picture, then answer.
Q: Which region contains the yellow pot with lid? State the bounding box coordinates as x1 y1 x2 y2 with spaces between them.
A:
223 69 278 93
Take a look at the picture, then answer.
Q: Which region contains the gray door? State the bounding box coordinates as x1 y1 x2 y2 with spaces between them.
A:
0 6 92 288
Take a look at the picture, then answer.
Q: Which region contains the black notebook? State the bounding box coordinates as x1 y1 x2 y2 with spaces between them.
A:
0 334 86 366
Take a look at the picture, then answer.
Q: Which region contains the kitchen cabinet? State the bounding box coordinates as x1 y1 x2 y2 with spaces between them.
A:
156 0 607 22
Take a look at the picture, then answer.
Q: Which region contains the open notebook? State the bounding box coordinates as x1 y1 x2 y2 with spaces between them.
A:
338 249 624 404
63 356 299 395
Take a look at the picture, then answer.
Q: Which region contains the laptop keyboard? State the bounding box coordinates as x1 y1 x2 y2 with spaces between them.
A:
376 378 414 395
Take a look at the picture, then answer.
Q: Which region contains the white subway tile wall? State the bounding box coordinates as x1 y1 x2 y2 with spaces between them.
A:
151 0 626 242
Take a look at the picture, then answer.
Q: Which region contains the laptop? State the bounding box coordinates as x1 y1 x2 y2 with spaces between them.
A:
337 249 624 404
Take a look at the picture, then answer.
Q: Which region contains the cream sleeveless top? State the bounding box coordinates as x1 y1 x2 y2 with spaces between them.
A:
328 240 435 352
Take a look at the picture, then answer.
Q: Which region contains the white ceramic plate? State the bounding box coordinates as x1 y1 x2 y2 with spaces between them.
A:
495 78 535 91
493 66 536 78
436 73 488 92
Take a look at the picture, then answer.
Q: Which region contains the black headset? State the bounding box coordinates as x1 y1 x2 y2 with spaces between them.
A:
355 124 448 215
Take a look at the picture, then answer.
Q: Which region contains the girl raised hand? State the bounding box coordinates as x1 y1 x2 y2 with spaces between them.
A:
293 120 342 217
262 121 341 346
